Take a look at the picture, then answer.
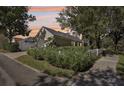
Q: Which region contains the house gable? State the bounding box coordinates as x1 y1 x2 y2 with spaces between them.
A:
42 26 82 43
43 28 54 41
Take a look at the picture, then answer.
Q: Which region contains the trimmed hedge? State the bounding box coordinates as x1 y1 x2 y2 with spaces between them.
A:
28 47 98 72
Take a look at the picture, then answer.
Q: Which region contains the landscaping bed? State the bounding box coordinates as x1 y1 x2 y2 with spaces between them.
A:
117 55 124 77
17 47 98 78
27 47 98 72
17 55 75 78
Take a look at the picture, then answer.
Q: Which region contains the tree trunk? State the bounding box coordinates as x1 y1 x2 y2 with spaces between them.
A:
8 35 13 44
96 30 101 49
8 29 13 44
96 36 101 49
89 37 93 49
96 40 100 49
114 41 118 53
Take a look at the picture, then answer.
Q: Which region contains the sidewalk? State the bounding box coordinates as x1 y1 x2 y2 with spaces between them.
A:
91 55 119 73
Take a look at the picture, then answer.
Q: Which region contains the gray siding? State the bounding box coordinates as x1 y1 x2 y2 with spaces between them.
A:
19 40 36 51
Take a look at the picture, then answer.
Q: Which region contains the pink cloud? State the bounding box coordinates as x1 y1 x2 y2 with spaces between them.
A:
29 6 64 12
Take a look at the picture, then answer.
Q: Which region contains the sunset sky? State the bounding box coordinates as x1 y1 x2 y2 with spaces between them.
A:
28 6 64 30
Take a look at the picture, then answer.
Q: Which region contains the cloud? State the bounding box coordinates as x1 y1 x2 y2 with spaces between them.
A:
36 14 58 20
28 6 64 32
29 13 59 28
29 6 64 12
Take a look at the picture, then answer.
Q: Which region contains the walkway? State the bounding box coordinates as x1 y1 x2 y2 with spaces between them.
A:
68 55 124 86
91 55 118 73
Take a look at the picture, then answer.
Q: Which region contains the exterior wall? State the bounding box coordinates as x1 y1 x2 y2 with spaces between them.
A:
36 39 44 48
35 31 44 48
54 36 72 46
19 40 36 51
44 29 54 40
35 29 54 47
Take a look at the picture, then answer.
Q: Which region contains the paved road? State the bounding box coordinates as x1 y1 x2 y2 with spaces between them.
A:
3 51 26 59
0 53 42 86
0 66 15 86
0 52 26 85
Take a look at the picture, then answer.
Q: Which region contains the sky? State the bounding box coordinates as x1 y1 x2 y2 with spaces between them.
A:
28 6 64 31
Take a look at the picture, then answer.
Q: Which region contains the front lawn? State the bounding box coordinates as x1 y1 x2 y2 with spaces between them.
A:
16 55 75 78
117 55 124 77
0 49 8 53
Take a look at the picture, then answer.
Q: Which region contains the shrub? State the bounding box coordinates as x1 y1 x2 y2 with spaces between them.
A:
106 47 124 55
28 46 98 72
117 55 124 77
27 48 46 60
3 42 20 52
10 43 20 52
2 42 11 51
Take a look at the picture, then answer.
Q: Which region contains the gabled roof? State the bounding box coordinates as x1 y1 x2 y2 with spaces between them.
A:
13 29 40 39
13 35 28 39
42 26 82 43
13 26 82 43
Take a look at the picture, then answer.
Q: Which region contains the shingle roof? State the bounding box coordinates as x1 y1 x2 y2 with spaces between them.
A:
42 26 82 43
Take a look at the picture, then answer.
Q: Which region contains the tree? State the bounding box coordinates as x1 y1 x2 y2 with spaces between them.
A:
57 6 124 50
106 7 124 51
0 6 36 44
56 6 108 49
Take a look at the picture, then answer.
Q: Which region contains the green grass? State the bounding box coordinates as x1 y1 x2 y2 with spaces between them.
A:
117 55 124 77
16 55 75 78
0 49 9 53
